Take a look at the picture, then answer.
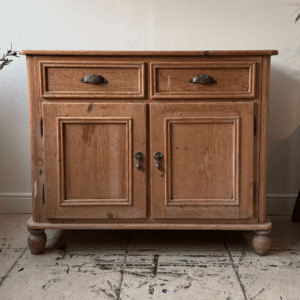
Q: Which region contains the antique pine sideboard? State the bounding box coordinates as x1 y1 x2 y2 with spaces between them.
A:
20 50 278 255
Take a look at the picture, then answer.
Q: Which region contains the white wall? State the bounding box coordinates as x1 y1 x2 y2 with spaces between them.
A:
1 0 300 213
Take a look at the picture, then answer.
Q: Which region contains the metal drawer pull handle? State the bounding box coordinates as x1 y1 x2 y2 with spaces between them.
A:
134 151 144 170
153 152 163 170
80 74 108 84
189 74 217 85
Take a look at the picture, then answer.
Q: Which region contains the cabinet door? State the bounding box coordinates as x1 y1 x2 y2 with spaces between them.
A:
151 103 254 219
43 103 147 219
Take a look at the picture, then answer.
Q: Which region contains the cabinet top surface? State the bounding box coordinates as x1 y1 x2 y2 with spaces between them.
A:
19 50 278 56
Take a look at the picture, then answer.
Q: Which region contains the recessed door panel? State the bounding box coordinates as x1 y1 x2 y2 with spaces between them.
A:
59 118 131 205
166 117 239 205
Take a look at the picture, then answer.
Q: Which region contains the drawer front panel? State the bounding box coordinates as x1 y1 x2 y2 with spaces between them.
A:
40 61 145 98
151 62 256 99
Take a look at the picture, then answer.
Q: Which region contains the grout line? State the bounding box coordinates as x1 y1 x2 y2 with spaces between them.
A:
223 242 248 300
0 246 28 287
116 230 130 300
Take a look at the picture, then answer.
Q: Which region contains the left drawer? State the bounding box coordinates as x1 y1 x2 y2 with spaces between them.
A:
39 61 145 98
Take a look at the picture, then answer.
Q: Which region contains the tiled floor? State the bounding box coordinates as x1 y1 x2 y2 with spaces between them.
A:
0 214 299 300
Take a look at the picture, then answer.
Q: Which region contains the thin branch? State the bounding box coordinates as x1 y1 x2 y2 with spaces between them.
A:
0 43 19 71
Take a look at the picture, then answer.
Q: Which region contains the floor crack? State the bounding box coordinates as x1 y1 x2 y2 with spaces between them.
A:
116 230 130 300
0 246 28 287
250 287 265 300
223 242 248 300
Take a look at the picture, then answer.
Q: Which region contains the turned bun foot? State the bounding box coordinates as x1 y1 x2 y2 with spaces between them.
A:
28 229 47 254
252 230 271 256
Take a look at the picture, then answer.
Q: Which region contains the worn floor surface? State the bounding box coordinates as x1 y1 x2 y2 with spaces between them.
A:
0 215 299 300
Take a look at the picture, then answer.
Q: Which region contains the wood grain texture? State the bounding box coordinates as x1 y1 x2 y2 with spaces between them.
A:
258 56 271 223
26 56 40 222
252 230 272 256
43 103 147 219
151 62 256 99
20 50 279 56
151 103 254 219
22 51 276 252
165 117 239 206
27 228 47 254
27 216 272 230
40 61 145 98
165 206 240 219
58 118 132 205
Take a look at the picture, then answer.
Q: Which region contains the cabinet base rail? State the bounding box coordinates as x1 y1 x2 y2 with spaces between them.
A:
27 217 272 256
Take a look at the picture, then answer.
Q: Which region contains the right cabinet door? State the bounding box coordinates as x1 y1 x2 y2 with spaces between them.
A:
150 103 254 219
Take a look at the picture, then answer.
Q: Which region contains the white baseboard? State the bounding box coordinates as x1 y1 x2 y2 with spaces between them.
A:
0 193 32 213
0 192 298 216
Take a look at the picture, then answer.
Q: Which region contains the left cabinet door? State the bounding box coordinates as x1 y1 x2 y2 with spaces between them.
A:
42 103 147 219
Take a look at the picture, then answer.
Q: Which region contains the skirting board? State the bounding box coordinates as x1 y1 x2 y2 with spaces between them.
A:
0 193 298 215
0 193 32 213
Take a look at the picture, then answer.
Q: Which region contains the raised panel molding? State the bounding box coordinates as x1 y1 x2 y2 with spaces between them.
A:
150 102 254 220
151 61 256 99
42 103 147 219
39 61 145 98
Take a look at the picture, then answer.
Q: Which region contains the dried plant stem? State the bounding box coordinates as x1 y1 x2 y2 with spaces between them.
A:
0 43 19 71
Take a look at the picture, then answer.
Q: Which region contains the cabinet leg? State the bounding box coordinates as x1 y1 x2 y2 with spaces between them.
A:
252 230 271 256
28 229 47 255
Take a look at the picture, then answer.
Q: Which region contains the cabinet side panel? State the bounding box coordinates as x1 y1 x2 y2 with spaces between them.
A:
26 56 40 222
259 56 271 223
238 102 254 218
252 57 263 222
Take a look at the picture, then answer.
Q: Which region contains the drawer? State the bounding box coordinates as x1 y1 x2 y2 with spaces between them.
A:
150 61 257 99
39 61 145 98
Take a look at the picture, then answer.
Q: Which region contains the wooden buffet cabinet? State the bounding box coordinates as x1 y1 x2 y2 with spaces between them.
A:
20 50 278 255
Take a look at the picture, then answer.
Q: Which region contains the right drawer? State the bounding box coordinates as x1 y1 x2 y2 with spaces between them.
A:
150 61 257 99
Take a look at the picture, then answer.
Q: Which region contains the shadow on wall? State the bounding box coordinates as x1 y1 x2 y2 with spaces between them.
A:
268 63 300 194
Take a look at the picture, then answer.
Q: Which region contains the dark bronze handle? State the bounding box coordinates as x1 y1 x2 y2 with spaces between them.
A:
153 152 163 170
189 74 217 85
80 74 108 84
134 151 144 170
